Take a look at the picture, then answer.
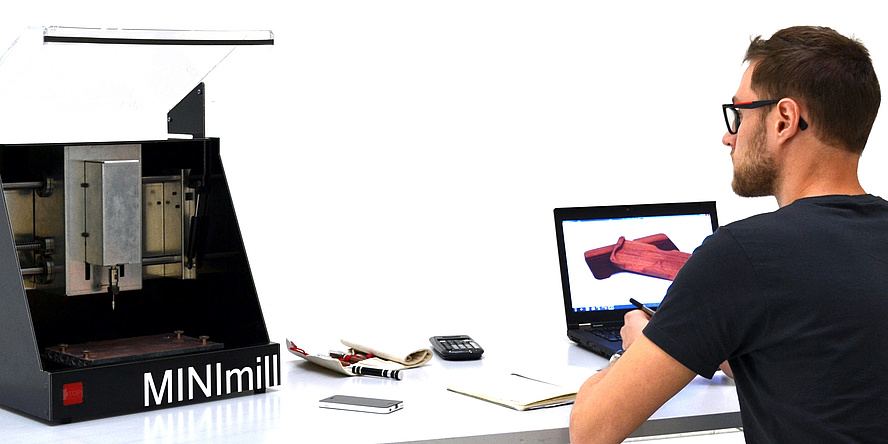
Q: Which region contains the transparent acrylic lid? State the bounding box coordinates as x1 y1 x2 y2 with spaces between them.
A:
0 26 273 144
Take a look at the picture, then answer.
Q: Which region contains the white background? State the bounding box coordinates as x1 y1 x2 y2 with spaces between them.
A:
1 1 886 349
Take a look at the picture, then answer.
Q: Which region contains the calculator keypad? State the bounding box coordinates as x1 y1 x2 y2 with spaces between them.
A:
429 335 484 360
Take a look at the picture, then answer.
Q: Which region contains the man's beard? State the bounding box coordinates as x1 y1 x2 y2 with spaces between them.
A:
731 122 779 197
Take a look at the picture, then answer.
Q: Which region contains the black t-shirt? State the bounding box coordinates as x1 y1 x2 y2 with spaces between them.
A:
645 194 888 443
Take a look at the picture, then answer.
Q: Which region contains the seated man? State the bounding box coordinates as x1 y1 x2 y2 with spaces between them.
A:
570 26 887 443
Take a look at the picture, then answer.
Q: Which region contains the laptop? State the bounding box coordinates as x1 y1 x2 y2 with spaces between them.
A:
554 201 718 358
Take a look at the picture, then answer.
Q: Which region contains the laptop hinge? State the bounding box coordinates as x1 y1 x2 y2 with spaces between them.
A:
578 323 592 330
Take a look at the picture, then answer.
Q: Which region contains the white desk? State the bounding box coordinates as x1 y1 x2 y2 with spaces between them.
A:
0 335 740 444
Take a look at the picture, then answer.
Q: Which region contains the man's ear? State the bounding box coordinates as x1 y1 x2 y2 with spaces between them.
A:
775 98 803 140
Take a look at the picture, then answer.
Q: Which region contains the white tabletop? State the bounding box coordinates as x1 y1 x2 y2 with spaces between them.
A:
0 335 740 444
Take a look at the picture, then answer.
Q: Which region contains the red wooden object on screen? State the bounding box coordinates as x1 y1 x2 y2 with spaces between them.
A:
584 234 690 281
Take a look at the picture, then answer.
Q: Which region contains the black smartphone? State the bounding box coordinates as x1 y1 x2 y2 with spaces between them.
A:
319 395 403 414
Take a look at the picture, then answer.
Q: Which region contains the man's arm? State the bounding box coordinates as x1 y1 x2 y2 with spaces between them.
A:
569 334 696 444
624 309 735 379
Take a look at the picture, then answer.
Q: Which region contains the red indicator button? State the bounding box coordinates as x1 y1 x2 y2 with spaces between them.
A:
63 382 83 406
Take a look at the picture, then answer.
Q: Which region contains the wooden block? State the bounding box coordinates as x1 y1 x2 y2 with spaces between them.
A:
584 234 688 281
609 237 690 280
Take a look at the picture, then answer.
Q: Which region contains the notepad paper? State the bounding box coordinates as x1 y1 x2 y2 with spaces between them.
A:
447 369 590 411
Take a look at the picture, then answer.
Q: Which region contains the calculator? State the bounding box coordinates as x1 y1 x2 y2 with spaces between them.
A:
429 335 484 361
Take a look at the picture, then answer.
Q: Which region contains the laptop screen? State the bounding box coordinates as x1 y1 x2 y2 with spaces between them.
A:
555 202 718 326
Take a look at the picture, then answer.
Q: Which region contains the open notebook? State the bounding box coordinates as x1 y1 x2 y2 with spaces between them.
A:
447 367 592 411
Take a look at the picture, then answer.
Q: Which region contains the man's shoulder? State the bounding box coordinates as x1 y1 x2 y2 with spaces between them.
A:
715 194 888 251
722 194 888 232
716 209 790 240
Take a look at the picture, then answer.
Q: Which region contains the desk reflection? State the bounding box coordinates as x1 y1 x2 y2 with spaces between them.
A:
144 393 281 441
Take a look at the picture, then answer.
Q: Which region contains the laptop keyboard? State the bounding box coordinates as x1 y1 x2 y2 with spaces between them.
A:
592 327 622 342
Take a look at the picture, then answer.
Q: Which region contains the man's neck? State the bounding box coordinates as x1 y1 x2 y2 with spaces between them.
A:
773 144 866 207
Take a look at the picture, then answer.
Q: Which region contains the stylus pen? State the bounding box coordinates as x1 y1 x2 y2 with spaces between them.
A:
629 298 657 317
350 365 403 380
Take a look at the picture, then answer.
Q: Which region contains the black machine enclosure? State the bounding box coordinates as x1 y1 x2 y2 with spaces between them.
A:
0 138 280 423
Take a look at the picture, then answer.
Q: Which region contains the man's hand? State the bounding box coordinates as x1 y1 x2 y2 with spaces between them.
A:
620 309 651 350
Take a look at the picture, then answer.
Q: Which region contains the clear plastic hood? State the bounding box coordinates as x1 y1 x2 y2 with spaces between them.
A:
0 26 273 144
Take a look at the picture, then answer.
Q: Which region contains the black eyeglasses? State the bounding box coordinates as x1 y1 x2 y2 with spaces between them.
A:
722 100 808 134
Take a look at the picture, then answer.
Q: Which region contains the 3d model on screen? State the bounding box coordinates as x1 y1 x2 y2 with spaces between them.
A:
584 234 690 281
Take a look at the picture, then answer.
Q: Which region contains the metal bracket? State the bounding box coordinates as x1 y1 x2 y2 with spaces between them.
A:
167 83 206 138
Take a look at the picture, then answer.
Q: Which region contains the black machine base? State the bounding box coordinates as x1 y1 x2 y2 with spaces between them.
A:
43 343 280 424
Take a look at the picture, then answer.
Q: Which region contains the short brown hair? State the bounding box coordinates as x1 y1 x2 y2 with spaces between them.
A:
744 26 880 154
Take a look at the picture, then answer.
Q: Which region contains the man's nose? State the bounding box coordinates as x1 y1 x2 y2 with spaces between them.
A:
722 131 736 148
